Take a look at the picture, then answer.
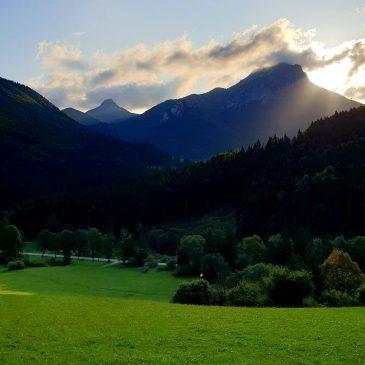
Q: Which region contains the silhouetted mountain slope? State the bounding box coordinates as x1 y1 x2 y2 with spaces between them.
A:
86 99 136 123
92 64 359 159
0 77 175 206
62 107 100 126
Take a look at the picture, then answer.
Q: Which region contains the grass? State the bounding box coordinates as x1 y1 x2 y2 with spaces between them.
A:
1 261 365 364
0 260 183 302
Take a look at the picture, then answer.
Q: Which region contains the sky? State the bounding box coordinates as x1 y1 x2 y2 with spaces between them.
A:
1 0 365 112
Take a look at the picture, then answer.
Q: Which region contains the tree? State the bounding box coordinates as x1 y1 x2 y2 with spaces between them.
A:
74 229 90 259
0 224 22 260
36 229 52 255
265 234 293 266
348 237 365 272
102 233 115 262
268 267 314 307
58 230 75 264
88 228 103 261
176 235 206 274
320 249 365 292
117 228 136 263
201 253 228 285
236 235 265 269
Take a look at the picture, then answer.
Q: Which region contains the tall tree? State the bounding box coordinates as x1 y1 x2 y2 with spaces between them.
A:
321 249 365 292
0 224 22 260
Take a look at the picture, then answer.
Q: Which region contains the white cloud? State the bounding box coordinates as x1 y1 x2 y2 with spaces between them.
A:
28 19 365 112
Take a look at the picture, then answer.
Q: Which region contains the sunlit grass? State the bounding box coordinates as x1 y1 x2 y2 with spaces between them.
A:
0 261 364 364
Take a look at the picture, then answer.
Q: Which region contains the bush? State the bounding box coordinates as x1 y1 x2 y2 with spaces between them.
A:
356 284 365 305
165 259 177 271
125 257 140 267
173 263 196 276
225 264 275 289
302 296 321 307
145 260 158 269
320 289 358 307
23 258 47 267
268 267 314 307
226 281 267 307
172 279 213 305
7 260 25 270
46 258 68 266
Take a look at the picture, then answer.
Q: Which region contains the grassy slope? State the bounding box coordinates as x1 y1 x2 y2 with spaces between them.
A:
1 262 365 364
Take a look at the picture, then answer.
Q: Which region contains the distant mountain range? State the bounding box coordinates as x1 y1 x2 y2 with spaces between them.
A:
0 77 175 206
62 107 100 126
63 99 137 126
85 63 360 159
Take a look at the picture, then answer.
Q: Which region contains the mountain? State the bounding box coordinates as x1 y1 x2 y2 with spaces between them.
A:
62 107 100 126
91 64 360 159
86 99 136 123
0 77 175 207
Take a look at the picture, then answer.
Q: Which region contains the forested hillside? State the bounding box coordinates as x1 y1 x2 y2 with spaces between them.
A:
13 106 365 240
0 77 177 206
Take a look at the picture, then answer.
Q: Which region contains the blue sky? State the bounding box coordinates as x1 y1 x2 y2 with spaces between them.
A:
1 0 365 111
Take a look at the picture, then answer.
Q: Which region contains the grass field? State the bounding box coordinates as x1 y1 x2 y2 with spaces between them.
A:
1 261 365 364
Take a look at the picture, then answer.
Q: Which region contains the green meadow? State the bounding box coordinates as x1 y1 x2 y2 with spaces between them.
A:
1 261 365 365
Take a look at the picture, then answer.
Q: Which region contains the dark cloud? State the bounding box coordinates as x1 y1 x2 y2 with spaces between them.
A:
348 42 365 76
61 59 87 71
90 70 117 86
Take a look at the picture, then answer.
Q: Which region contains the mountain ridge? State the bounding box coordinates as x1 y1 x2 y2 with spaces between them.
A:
86 98 137 123
90 63 360 159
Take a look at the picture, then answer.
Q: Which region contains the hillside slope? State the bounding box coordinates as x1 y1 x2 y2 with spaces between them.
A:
0 77 174 206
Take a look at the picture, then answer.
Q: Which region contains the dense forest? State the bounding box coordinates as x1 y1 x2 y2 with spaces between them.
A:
12 106 365 240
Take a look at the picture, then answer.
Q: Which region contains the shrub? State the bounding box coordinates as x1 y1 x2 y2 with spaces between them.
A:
268 267 314 307
173 279 213 305
320 289 358 307
226 281 267 307
23 258 47 267
302 296 321 307
165 259 177 271
125 257 140 267
173 263 196 276
7 260 25 270
46 258 68 266
145 260 158 269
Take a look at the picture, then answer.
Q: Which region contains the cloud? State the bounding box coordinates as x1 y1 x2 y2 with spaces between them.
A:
36 41 87 71
73 31 86 37
29 19 365 112
345 86 365 102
